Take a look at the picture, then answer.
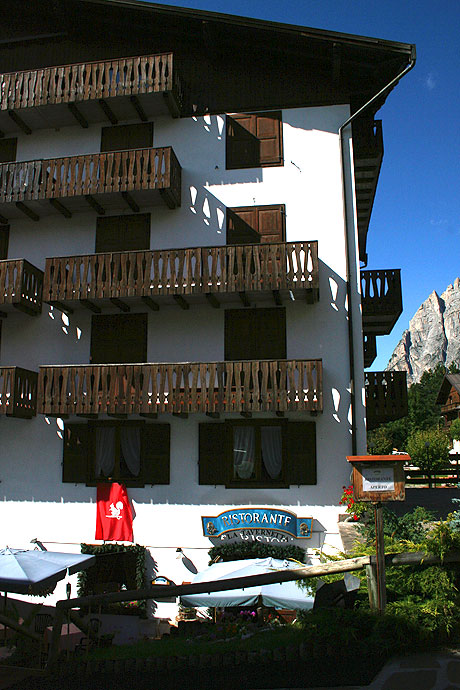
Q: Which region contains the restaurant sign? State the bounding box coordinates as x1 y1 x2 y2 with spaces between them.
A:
202 508 313 543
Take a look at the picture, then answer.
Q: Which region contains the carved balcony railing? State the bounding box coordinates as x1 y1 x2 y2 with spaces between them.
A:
38 359 323 417
0 259 43 316
363 333 377 368
43 241 319 311
0 147 181 222
365 371 408 430
352 118 384 264
361 269 402 336
0 53 184 135
0 366 38 418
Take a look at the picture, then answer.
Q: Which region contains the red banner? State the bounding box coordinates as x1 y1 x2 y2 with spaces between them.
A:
95 483 133 542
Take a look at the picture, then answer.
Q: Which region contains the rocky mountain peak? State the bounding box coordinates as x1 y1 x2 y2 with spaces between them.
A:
386 278 460 385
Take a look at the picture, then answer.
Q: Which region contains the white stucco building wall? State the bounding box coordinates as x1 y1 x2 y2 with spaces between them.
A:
0 104 366 614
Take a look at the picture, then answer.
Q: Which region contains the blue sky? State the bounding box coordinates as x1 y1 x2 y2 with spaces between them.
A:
152 0 459 370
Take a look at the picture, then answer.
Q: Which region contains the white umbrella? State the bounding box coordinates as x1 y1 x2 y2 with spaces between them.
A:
180 557 314 610
0 548 95 595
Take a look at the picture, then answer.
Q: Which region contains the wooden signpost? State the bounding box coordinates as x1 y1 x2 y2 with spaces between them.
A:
346 455 408 613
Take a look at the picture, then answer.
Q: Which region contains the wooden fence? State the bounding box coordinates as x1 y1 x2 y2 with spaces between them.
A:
38 359 323 416
0 53 183 112
0 259 43 314
0 366 38 417
0 147 181 209
44 241 318 304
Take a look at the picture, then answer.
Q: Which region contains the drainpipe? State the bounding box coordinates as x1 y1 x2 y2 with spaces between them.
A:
339 47 416 455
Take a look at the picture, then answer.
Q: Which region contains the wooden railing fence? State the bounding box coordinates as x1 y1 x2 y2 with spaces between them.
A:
0 366 38 417
0 147 180 206
38 359 322 416
0 53 183 111
0 259 43 312
44 241 318 302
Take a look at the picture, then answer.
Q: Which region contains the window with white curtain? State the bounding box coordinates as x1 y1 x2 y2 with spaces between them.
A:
231 420 284 484
94 423 141 482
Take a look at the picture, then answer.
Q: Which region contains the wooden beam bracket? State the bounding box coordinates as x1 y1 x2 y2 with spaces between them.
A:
7 110 32 135
79 299 101 314
238 291 250 307
205 293 220 309
85 195 105 215
49 199 72 219
173 295 189 310
98 99 118 125
15 202 39 221
141 296 159 311
68 102 88 129
110 298 130 313
129 95 148 122
121 192 140 213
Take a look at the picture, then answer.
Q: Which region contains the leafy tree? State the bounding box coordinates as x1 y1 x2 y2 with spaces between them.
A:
449 418 460 441
367 363 459 451
367 425 396 455
406 428 450 472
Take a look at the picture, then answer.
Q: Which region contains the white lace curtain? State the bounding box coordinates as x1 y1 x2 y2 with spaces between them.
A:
233 426 255 479
261 426 282 479
95 426 141 478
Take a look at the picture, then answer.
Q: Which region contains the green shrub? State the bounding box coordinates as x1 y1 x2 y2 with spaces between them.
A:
208 541 306 565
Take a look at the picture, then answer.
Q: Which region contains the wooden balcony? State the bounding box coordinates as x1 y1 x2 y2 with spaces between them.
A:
0 259 43 316
363 333 377 368
361 269 402 336
0 367 38 418
353 118 384 263
38 359 323 417
43 241 319 312
0 147 181 222
0 53 184 136
365 371 408 430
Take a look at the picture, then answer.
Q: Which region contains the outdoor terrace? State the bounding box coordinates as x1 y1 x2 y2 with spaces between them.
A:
0 259 43 316
38 359 323 417
0 53 184 136
361 269 402 336
0 366 38 418
0 147 181 222
43 241 319 312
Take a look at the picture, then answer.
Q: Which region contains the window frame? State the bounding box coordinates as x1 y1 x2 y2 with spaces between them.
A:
226 112 283 170
89 419 144 487
225 418 288 489
62 421 170 487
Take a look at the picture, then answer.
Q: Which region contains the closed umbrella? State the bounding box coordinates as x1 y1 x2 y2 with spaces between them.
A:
180 557 314 610
0 548 95 595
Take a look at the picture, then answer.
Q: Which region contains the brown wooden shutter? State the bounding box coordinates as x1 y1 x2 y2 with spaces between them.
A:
226 114 259 169
90 313 148 364
0 138 17 163
286 421 316 485
0 226 9 260
226 113 282 169
101 123 153 152
63 424 89 483
95 214 150 253
199 423 227 484
226 208 260 245
141 424 170 485
225 308 286 361
227 205 285 244
256 113 283 166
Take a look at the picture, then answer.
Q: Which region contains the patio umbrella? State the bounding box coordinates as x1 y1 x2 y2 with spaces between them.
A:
180 557 314 610
0 548 95 595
